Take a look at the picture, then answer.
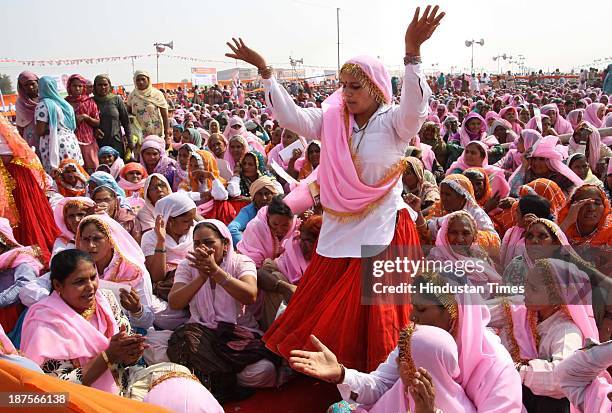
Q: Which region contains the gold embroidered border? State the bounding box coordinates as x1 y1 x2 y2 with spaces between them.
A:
420 271 459 336
0 161 19 227
149 371 200 391
340 63 388 104
397 323 416 380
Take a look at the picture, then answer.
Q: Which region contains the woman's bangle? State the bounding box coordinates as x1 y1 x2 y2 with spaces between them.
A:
404 54 422 65
217 270 232 286
155 248 166 254
258 65 273 79
131 306 144 318
333 363 346 384
101 351 113 370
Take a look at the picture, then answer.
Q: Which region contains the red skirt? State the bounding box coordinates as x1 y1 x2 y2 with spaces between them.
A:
228 199 250 215
7 163 60 266
263 209 422 372
201 200 237 225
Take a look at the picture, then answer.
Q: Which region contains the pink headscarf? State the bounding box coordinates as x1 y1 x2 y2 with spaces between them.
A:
540 104 574 134
274 233 309 284
360 325 476 413
499 225 525 268
53 196 95 245
530 135 584 188
143 375 223 413
498 106 523 136
409 135 436 172
222 116 266 154
505 258 598 370
318 56 400 218
236 205 299 267
569 121 602 172
484 110 500 125
566 109 584 130
583 103 604 128
453 288 521 410
76 214 148 288
426 114 441 125
446 141 510 198
15 71 39 128
140 135 177 177
223 134 249 172
458 112 488 147
154 193 196 269
21 289 119 393
428 211 502 292
0 217 43 274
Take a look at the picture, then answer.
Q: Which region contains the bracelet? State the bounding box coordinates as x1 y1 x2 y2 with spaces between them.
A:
403 54 422 65
333 363 346 384
258 65 273 78
154 248 166 254
218 270 232 286
101 351 113 370
131 306 144 318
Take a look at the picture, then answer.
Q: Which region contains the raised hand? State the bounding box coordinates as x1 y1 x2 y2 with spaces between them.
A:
154 215 166 243
289 335 343 383
225 38 267 70
405 5 445 55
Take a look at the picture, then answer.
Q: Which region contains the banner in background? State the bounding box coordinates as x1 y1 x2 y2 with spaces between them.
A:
191 67 217 86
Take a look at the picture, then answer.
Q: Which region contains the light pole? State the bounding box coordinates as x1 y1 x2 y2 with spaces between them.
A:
153 41 174 83
492 53 512 74
465 39 484 74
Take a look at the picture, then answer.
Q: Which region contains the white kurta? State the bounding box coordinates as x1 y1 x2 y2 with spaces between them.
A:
264 64 430 258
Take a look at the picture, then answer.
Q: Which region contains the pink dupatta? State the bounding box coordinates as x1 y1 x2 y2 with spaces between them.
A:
531 135 584 188
0 217 43 274
360 324 476 413
428 211 502 291
446 141 510 198
458 112 488 148
53 197 95 245
318 55 403 218
76 214 148 287
236 205 298 267
583 103 604 128
274 233 309 284
21 289 119 393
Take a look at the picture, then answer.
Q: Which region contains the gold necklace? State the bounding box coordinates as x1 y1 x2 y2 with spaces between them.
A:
80 299 97 321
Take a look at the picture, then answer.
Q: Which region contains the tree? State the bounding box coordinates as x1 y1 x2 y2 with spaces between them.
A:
180 78 189 83
0 74 15 94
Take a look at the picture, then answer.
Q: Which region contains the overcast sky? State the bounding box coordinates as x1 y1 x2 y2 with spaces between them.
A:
2 0 611 89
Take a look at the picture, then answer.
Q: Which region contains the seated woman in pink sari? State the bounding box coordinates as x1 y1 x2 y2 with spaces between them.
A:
290 271 523 413
52 196 95 255
509 133 583 196
266 128 305 171
257 214 322 330
356 324 476 413
222 116 266 156
427 211 502 297
489 258 599 412
237 195 299 267
21 249 146 394
447 141 510 201
76 214 156 330
167 219 278 403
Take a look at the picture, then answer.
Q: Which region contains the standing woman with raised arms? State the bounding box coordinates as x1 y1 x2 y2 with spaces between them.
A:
226 5 444 372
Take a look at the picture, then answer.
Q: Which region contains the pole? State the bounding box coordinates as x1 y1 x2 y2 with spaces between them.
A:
156 52 160 83
131 57 135 77
336 8 340 72
471 43 474 74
